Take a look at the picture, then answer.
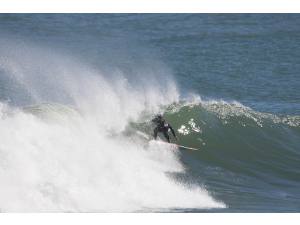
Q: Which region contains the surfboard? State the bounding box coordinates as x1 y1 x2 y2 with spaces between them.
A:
176 144 201 151
150 140 201 151
137 132 201 151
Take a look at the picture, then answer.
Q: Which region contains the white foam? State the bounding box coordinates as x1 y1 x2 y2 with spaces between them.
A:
0 39 225 212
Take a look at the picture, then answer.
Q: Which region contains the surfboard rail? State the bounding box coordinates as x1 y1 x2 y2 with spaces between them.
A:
150 140 201 151
176 144 201 151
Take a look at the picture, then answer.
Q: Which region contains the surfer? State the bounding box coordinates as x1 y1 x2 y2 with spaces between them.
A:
152 114 177 143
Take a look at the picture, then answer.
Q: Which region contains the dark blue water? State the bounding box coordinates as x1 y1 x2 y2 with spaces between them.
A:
2 14 299 114
0 14 299 212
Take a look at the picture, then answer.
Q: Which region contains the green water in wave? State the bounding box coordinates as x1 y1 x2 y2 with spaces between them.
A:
131 101 300 212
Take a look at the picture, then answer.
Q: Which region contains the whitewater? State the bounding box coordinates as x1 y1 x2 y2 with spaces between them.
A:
0 39 225 212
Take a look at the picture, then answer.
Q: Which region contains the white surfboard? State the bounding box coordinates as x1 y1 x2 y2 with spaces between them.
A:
150 140 201 151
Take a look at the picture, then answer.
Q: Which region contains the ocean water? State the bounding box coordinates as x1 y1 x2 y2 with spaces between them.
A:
0 14 299 212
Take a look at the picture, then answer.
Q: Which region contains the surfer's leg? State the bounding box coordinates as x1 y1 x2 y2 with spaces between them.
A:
153 127 158 140
162 131 170 143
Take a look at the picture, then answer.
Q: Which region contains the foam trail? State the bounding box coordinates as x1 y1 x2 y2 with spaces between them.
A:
0 39 225 212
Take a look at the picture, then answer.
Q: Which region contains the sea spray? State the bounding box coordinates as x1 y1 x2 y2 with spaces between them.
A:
0 40 225 212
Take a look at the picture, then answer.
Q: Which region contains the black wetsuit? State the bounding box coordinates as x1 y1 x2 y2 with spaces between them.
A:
152 117 176 143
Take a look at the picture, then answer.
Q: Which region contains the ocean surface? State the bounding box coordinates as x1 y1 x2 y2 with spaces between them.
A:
0 14 299 212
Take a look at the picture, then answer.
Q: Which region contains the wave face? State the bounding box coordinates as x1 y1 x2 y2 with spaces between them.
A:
0 39 225 212
160 99 300 212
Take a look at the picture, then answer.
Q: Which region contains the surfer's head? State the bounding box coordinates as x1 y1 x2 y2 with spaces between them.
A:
157 114 163 119
152 114 164 124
